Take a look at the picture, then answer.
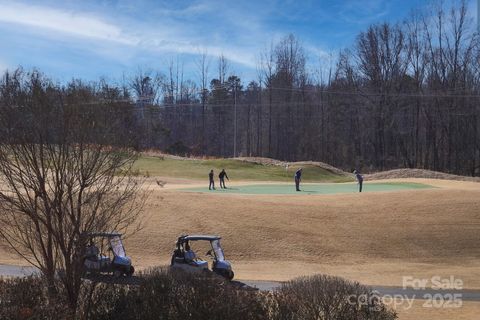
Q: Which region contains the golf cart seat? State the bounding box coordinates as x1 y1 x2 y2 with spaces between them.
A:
189 259 208 268
84 255 111 270
99 255 111 268
175 255 208 268
173 256 185 263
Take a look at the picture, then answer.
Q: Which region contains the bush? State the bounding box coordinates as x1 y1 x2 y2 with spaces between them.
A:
0 270 396 320
80 267 268 320
166 141 191 157
272 274 397 320
0 276 72 320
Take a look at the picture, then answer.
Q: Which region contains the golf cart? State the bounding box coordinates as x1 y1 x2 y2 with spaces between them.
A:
171 235 234 280
82 232 134 277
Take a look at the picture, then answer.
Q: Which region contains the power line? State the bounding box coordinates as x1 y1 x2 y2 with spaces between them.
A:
71 84 480 107
161 86 480 99
64 105 477 120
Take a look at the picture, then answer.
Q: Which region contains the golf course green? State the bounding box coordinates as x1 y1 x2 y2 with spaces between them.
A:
182 182 433 195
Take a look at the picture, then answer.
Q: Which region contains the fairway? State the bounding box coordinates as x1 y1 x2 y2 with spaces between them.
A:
183 182 433 195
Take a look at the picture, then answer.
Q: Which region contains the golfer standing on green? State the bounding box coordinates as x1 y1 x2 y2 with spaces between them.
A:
294 168 302 191
209 169 216 190
219 169 229 189
354 169 363 192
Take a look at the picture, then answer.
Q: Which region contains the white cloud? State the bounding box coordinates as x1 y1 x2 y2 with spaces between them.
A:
305 45 330 59
151 2 212 17
142 39 257 68
337 0 390 25
0 2 138 45
0 1 258 69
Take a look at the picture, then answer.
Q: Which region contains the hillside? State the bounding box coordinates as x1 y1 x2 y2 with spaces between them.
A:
137 152 480 183
365 168 480 182
134 153 352 182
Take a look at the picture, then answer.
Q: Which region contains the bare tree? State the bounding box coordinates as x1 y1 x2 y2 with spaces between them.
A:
130 68 163 105
272 34 308 159
218 54 229 84
130 68 164 148
196 50 210 149
259 41 276 155
0 70 145 309
355 23 408 168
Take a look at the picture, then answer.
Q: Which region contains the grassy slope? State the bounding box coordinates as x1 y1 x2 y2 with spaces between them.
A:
133 156 353 182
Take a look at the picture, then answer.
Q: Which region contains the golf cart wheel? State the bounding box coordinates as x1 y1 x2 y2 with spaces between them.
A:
214 268 234 281
113 269 123 278
126 266 135 277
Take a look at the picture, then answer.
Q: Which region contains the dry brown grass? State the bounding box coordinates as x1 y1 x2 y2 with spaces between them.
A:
141 151 477 182
1 178 479 319
366 168 480 182
2 178 479 291
132 179 480 288
234 157 350 176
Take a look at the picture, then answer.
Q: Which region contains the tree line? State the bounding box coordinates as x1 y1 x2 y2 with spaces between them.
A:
2 1 479 176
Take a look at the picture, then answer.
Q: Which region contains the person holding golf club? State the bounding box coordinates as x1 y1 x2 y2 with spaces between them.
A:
294 168 302 191
354 169 363 192
209 169 215 190
219 169 229 189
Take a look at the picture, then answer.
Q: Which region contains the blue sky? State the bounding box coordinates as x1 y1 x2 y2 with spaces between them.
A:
0 0 477 83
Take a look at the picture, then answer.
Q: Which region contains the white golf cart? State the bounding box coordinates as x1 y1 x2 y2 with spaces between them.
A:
171 235 234 280
82 232 134 277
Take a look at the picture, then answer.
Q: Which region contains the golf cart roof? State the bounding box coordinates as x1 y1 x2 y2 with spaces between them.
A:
82 232 122 238
179 235 221 242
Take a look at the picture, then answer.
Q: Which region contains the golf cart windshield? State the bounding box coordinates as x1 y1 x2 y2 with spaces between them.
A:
110 236 126 257
211 239 225 261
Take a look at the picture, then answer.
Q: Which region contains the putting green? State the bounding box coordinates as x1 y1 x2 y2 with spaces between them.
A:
182 182 433 195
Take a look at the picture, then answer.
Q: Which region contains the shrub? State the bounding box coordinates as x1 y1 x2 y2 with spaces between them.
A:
271 274 397 320
0 276 72 320
80 267 269 320
166 141 191 157
0 270 396 320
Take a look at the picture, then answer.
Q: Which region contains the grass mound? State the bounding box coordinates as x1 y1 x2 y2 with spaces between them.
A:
134 156 351 182
366 168 480 182
235 157 349 176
